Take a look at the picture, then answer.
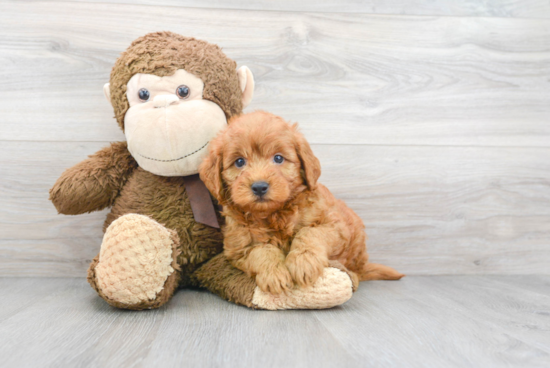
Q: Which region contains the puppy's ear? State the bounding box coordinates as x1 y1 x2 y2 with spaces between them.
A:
294 127 321 190
199 137 225 203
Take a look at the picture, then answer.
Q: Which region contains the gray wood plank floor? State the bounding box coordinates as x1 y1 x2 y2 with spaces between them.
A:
0 276 548 368
1 3 548 367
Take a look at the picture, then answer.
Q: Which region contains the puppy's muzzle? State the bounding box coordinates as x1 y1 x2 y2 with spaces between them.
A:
251 181 269 198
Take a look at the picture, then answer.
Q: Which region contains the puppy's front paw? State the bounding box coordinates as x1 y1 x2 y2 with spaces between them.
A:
286 250 328 287
255 264 293 295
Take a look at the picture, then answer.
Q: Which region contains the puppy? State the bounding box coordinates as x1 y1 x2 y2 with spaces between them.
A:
200 111 404 294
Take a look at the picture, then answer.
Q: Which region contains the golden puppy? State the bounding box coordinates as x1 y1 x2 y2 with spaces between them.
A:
200 111 404 294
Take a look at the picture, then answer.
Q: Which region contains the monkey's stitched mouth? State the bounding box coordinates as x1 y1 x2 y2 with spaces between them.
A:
137 141 209 162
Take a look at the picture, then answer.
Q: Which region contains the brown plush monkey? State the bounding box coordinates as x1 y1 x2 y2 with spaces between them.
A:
50 32 356 310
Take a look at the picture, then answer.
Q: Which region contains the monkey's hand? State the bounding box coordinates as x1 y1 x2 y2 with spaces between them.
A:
49 141 137 215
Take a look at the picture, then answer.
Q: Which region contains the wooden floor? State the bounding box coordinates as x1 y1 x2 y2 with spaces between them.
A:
0 2 549 367
0 276 548 368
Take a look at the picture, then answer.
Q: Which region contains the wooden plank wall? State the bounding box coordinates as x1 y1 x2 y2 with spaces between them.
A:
0 0 549 277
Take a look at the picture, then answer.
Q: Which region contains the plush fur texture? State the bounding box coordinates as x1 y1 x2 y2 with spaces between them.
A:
52 33 357 311
51 33 243 309
190 253 257 308
90 214 182 309
251 267 353 310
102 166 225 286
49 141 138 215
122 69 229 176
50 141 225 287
200 111 404 294
109 31 243 130
88 252 182 311
191 255 358 310
95 214 179 305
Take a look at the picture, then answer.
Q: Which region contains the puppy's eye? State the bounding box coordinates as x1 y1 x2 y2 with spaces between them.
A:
235 158 246 168
176 85 190 99
138 88 150 102
273 154 284 164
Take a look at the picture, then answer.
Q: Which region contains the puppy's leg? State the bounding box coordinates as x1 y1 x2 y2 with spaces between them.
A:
286 226 334 287
222 219 292 294
233 244 293 295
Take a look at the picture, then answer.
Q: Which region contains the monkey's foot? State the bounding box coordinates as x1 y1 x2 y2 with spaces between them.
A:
251 266 356 310
88 214 181 310
193 254 357 310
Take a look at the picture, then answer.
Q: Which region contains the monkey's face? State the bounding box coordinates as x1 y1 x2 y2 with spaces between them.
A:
123 69 227 176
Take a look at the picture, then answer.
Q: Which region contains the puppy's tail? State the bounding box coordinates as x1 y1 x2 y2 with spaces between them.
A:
359 263 405 281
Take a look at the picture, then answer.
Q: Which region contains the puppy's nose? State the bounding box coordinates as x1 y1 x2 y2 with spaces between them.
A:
251 181 269 197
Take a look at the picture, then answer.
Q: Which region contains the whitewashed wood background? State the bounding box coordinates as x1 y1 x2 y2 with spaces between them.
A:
0 0 549 277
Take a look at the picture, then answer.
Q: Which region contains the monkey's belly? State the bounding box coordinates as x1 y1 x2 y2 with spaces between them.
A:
104 168 223 284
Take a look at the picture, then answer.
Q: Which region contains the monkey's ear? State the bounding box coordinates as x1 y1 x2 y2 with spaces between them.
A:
103 83 111 105
294 128 321 190
237 66 254 109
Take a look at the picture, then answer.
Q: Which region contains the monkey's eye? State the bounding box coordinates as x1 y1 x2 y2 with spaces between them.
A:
138 88 150 102
234 158 246 168
273 154 284 164
176 85 190 99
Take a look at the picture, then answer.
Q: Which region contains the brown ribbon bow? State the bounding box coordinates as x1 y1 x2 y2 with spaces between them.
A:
182 174 220 229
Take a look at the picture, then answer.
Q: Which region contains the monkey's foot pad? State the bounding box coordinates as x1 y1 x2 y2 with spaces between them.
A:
252 267 353 310
95 214 179 306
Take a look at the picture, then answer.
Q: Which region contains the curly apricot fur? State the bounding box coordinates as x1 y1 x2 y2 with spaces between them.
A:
200 111 404 293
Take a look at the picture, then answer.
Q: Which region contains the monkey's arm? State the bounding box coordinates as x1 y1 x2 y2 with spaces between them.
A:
49 141 137 215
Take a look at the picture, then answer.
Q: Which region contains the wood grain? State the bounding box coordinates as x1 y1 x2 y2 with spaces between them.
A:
0 276 548 367
313 276 550 367
0 2 548 278
28 0 550 19
2 141 548 277
0 2 549 146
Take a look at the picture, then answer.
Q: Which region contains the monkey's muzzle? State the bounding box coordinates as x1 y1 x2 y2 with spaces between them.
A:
153 95 179 108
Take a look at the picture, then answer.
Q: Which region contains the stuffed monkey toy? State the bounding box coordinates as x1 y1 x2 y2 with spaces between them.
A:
49 32 357 310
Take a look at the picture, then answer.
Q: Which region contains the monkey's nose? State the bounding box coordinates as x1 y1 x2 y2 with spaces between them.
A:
251 181 269 197
153 95 179 108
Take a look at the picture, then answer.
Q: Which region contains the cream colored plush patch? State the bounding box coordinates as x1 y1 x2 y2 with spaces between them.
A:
95 214 175 305
251 267 353 310
123 69 227 177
